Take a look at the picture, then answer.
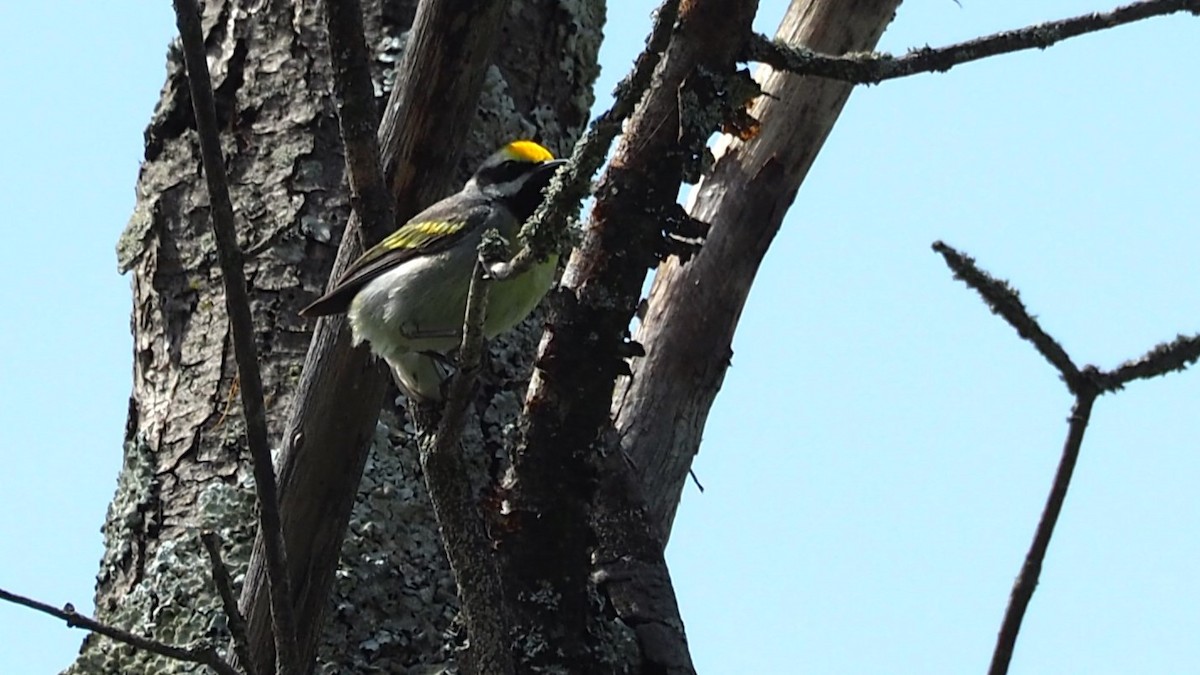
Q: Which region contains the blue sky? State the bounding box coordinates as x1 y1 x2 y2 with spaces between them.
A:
1 2 1196 673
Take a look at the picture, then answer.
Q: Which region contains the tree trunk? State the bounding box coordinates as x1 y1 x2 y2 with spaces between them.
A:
68 1 602 672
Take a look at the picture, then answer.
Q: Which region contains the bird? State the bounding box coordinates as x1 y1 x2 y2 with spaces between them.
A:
299 140 567 401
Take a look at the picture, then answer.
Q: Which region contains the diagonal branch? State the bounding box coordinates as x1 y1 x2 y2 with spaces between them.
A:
748 0 1200 84
202 532 256 675
429 2 686 655
615 0 904 539
322 0 396 254
1095 334 1200 391
170 1 299 673
426 12 693 637
0 586 242 675
988 390 1097 675
502 0 761 670
932 241 1084 392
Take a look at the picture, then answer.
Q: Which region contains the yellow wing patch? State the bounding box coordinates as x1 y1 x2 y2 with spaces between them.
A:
380 219 465 252
504 140 554 164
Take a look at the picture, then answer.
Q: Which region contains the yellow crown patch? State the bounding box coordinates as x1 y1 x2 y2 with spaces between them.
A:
504 140 554 163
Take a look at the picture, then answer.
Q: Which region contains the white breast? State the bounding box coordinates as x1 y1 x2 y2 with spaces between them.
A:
347 245 476 361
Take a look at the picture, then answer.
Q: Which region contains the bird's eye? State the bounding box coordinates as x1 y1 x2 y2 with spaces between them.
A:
476 157 532 187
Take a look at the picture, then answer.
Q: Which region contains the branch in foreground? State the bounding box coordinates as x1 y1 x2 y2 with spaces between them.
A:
327 0 510 671
504 0 756 669
617 0 904 537
201 532 256 675
748 0 1200 84
590 449 696 673
932 241 1083 391
417 252 511 674
233 0 399 669
170 2 299 674
0 586 242 675
458 7 685 660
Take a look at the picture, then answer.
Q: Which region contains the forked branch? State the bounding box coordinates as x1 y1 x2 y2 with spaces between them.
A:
933 241 1200 675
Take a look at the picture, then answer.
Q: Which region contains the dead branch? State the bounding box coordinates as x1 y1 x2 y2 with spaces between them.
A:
932 241 1084 391
1097 334 1200 390
614 0 902 537
932 241 1200 675
419 255 512 673
747 0 1200 84
500 0 767 670
0 586 242 675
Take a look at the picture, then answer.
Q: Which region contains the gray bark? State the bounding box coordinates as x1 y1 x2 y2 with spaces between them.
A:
69 1 602 673
614 0 903 537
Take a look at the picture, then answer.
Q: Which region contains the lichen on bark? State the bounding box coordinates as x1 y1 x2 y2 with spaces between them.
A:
71 0 603 673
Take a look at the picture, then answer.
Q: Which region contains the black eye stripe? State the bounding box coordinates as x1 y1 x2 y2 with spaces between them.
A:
476 159 534 186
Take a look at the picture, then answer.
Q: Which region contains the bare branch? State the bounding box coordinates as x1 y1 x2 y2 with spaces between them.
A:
201 532 256 675
934 241 1200 396
170 1 299 673
0 586 242 675
988 391 1097 675
591 450 696 675
748 0 1200 84
420 6 688 667
934 243 1199 673
323 0 395 250
932 241 1084 391
1095 333 1200 391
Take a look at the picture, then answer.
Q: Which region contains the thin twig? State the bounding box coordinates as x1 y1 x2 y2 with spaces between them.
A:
201 532 256 675
0 586 242 675
1095 333 1200 391
170 1 299 674
490 0 683 282
932 241 1084 391
418 254 513 674
431 258 490 446
450 257 493 406
322 0 395 249
988 390 1097 675
748 0 1200 84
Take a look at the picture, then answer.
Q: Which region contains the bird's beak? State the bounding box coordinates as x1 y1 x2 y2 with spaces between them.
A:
536 158 569 177
526 159 568 197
